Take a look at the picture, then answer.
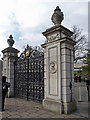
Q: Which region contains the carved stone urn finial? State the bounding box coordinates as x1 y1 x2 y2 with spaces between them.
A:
51 6 64 25
7 35 15 47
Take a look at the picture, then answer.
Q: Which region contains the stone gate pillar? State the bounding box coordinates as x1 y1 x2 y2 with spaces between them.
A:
0 60 2 112
41 6 76 114
2 35 20 97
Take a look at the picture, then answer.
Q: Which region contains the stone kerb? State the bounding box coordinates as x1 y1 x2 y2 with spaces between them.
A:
0 60 2 114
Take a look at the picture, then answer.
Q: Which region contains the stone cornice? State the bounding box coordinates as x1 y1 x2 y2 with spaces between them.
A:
42 24 73 37
2 47 20 54
41 37 76 48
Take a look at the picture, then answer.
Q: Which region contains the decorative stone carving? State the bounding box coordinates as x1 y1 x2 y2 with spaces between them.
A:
7 35 15 47
47 33 60 42
50 61 57 74
51 6 64 25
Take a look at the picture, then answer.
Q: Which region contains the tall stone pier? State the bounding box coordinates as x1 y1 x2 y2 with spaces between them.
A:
0 60 2 113
2 35 19 97
42 6 76 114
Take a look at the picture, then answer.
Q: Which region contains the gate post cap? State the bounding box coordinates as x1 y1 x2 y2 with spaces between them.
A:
51 6 64 25
7 35 15 47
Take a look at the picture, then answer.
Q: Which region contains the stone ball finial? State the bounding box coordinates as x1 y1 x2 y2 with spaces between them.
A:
7 35 15 47
51 6 64 25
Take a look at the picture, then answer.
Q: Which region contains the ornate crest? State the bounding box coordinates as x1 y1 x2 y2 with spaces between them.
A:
50 61 57 74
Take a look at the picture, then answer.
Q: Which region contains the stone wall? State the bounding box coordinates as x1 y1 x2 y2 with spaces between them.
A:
61 41 74 103
0 60 2 112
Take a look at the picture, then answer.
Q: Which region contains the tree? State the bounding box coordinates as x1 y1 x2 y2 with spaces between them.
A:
82 49 90 75
71 25 87 63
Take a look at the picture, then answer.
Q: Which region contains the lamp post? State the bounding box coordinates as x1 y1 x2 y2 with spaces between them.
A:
26 50 29 101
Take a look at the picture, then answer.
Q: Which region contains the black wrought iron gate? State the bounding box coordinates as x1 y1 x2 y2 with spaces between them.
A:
14 45 44 103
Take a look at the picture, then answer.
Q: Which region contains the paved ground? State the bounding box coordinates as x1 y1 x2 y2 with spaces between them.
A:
0 82 89 119
76 101 90 118
74 82 90 118
1 98 87 118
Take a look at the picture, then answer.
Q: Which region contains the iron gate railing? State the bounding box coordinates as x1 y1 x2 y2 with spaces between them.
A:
14 45 44 103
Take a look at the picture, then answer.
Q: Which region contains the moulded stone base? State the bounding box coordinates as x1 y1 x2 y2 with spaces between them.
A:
43 99 62 114
43 99 77 114
62 100 77 114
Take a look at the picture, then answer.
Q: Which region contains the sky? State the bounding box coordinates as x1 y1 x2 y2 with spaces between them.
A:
0 0 89 59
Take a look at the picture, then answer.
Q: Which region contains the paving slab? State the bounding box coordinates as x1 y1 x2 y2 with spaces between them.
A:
74 101 90 118
2 98 87 118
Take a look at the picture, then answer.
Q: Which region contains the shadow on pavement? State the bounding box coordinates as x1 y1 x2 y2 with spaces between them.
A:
74 101 90 118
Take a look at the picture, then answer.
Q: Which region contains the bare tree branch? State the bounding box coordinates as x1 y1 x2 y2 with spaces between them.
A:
71 25 88 63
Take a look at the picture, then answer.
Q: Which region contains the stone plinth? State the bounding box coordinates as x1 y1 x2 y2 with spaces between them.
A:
42 24 76 114
2 47 20 97
0 60 2 112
